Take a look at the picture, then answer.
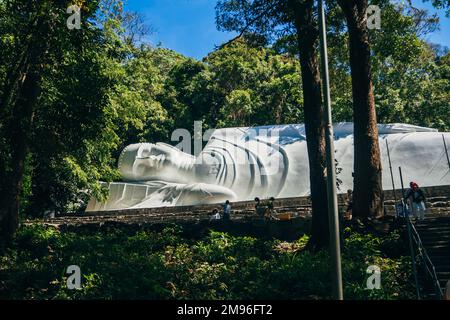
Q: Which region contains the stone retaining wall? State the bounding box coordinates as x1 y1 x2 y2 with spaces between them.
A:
42 185 450 241
82 185 450 217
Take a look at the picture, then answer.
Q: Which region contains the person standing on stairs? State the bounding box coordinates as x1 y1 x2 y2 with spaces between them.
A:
404 182 427 221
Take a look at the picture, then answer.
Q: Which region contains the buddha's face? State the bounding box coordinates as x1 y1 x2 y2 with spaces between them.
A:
119 143 193 183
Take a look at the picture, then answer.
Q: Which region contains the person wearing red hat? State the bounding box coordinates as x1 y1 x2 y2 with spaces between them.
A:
404 182 427 220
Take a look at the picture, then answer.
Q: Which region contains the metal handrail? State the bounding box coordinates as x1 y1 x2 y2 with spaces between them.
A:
407 216 444 299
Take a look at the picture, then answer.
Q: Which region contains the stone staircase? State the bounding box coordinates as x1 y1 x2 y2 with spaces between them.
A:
415 217 450 299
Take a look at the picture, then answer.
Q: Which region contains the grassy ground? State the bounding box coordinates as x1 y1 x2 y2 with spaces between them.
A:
0 223 415 300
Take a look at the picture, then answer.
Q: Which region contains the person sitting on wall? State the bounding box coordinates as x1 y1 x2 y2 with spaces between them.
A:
404 181 427 221
254 197 278 221
266 197 279 220
222 200 231 220
210 208 221 220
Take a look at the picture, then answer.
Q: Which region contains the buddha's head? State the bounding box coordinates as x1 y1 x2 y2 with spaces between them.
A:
118 143 195 183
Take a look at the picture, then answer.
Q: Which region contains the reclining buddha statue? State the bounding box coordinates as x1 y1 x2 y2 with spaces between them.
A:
86 122 450 211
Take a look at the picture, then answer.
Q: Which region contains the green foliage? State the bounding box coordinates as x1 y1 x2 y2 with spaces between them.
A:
0 0 130 217
159 39 304 132
341 228 414 300
0 225 415 300
328 0 450 131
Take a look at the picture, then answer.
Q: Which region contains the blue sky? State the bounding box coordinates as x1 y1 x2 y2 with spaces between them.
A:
125 0 449 60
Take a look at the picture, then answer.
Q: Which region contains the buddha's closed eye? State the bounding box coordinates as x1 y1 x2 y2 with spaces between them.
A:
135 144 152 158
149 154 166 168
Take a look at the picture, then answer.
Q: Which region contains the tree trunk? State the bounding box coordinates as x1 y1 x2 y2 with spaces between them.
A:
338 0 383 218
0 63 41 245
290 0 329 250
0 7 48 245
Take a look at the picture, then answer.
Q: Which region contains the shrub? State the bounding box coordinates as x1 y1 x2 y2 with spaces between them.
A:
0 224 415 300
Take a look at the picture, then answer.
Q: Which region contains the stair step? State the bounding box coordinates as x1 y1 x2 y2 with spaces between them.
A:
421 234 450 239
425 250 450 256
416 222 450 227
436 271 450 279
424 293 439 300
417 217 450 221
416 223 450 227
421 239 450 245
425 254 450 261
420 232 450 238
414 221 450 227
416 234 450 238
423 241 450 247
421 240 450 247
435 265 450 272
418 236 450 241
416 230 450 235
424 243 450 249
429 256 450 265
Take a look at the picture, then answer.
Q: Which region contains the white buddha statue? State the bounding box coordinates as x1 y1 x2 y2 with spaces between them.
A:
86 123 450 211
